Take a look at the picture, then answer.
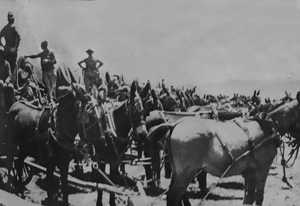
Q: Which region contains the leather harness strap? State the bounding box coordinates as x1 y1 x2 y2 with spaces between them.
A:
233 118 257 169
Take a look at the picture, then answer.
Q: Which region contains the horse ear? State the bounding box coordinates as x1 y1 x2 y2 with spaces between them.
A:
140 80 151 98
162 83 170 96
175 90 181 98
120 75 125 85
67 67 77 84
297 92 300 103
257 90 260 96
105 72 111 83
130 80 137 99
192 86 196 94
151 89 158 103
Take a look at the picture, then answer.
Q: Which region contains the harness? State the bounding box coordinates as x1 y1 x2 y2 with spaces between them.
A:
199 130 279 205
198 118 279 205
233 118 257 169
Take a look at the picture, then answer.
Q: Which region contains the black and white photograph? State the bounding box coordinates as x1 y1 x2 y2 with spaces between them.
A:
0 0 300 205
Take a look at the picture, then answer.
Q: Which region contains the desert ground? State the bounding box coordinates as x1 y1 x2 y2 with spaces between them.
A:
3 152 298 206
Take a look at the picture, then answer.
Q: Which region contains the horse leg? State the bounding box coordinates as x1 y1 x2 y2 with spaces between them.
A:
59 154 71 206
5 129 15 193
109 166 118 206
182 193 191 206
196 171 207 197
143 142 154 187
147 141 160 188
164 151 171 178
45 159 56 202
95 163 106 206
167 171 194 206
243 169 256 205
96 190 103 206
15 152 27 194
254 167 272 206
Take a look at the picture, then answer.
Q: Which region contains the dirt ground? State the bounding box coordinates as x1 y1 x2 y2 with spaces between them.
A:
0 149 298 206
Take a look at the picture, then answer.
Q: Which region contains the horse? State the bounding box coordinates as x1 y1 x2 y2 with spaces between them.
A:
6 66 96 205
144 108 215 190
44 82 93 205
146 91 300 206
84 79 149 206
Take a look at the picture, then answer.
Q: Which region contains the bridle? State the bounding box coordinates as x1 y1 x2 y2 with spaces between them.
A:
128 95 146 130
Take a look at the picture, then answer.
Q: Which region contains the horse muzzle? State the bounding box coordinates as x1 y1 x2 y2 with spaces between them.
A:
135 123 148 141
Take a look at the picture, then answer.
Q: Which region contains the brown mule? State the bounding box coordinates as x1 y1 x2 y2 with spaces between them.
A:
147 91 300 206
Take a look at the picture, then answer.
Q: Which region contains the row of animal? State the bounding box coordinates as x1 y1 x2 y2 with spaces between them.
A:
1 61 299 206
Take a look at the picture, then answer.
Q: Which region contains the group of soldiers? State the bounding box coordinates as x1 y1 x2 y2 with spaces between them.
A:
0 12 105 103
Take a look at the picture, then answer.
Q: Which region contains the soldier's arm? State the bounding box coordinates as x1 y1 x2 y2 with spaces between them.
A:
26 52 41 59
78 59 86 70
96 59 103 69
14 26 21 49
49 51 57 65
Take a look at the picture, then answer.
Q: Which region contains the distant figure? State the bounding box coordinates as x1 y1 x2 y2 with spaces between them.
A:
0 46 11 84
25 41 57 102
0 12 21 84
0 46 15 111
78 49 106 99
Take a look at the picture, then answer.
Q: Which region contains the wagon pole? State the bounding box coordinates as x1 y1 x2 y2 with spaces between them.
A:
23 158 137 202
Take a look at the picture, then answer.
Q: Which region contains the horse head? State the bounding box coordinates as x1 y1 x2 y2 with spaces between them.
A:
159 85 181 111
140 81 163 116
55 83 92 145
268 91 300 135
129 80 148 140
251 90 261 106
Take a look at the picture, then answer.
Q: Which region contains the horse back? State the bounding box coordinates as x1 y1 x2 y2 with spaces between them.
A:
7 101 50 144
169 117 274 175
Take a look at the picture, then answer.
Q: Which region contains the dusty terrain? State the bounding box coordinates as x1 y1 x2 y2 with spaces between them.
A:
1 150 297 206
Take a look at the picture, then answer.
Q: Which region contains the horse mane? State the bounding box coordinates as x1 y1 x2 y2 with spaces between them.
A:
112 101 131 138
251 118 276 138
268 99 297 115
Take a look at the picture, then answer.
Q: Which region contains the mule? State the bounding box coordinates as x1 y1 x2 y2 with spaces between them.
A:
44 82 93 205
5 99 52 192
84 79 149 206
6 66 96 205
147 92 300 206
144 109 215 189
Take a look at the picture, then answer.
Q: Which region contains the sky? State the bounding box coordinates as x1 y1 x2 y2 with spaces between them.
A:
1 0 300 96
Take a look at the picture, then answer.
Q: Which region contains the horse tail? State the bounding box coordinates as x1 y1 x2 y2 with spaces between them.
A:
146 123 175 184
147 123 174 143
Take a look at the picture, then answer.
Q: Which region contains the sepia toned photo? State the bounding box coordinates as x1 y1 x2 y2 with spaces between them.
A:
0 0 300 205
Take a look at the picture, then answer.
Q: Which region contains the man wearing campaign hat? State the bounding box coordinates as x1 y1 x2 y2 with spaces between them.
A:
0 12 21 80
78 49 104 94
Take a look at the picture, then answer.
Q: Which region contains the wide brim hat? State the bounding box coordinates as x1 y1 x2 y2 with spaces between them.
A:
8 12 14 20
86 49 94 54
